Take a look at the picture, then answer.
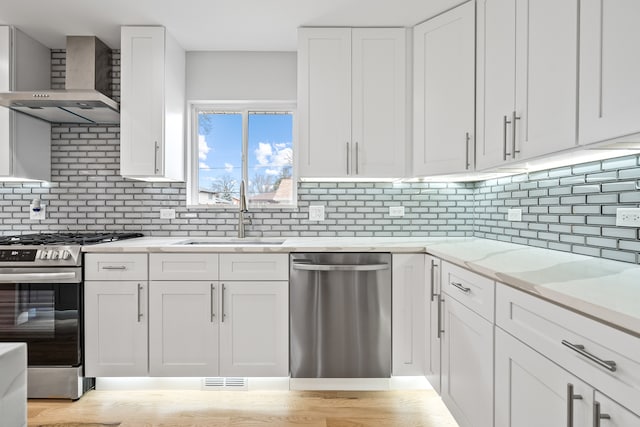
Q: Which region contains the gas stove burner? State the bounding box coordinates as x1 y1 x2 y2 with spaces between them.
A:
0 232 144 246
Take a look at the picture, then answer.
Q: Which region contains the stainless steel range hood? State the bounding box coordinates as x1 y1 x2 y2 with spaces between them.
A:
0 36 119 124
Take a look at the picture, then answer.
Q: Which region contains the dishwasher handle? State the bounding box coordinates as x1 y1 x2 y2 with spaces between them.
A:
292 262 389 272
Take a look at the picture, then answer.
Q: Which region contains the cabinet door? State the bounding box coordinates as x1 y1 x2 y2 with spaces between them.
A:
149 281 219 376
120 26 165 178
495 328 590 427
476 0 516 170
579 0 640 145
219 281 288 377
514 0 578 159
84 281 148 377
424 256 442 393
441 296 493 427
594 391 640 427
414 1 475 176
391 254 425 376
297 28 351 178
352 28 406 177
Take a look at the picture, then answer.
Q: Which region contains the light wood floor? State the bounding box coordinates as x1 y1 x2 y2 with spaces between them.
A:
28 389 460 427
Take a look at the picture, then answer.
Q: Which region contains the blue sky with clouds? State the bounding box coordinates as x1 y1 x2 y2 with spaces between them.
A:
198 112 293 195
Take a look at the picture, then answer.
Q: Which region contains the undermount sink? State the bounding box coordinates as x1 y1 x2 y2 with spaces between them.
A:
175 239 286 246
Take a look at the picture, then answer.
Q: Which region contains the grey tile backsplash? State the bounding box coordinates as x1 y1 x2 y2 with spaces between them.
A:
0 50 639 263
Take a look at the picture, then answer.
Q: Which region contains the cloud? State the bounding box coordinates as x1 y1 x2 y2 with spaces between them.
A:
199 162 210 169
255 143 273 165
265 168 280 176
225 163 234 172
254 142 292 167
199 135 211 161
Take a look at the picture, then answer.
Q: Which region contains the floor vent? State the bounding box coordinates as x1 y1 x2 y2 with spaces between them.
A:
202 377 248 390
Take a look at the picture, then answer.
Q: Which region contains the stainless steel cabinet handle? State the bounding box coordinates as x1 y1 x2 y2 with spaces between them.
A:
154 141 160 173
221 283 226 322
211 283 216 322
566 383 583 427
346 142 350 175
593 401 611 427
137 283 143 322
292 262 389 272
503 115 511 160
451 281 471 294
429 259 438 302
465 132 471 170
437 295 444 339
561 340 617 372
355 142 359 175
102 265 127 270
511 110 521 158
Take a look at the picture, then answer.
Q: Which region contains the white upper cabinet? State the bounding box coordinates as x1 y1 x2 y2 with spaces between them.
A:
297 27 407 179
579 0 640 145
413 1 475 176
120 26 185 181
0 26 51 181
476 0 579 170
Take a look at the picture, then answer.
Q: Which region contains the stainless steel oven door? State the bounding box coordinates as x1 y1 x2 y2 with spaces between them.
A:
0 267 82 366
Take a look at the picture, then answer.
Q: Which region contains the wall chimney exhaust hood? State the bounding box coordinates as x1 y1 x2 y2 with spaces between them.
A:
0 36 119 124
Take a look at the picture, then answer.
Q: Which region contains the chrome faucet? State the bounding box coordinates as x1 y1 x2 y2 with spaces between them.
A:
238 180 252 238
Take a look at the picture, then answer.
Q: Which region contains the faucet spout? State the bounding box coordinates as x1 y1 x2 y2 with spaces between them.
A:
238 180 251 238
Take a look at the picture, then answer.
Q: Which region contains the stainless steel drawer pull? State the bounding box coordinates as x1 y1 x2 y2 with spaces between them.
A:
102 265 127 270
561 340 617 372
593 401 611 427
221 284 226 322
566 383 582 427
211 283 216 322
503 115 511 160
451 281 471 294
430 259 438 302
137 283 143 322
437 295 444 339
292 262 389 272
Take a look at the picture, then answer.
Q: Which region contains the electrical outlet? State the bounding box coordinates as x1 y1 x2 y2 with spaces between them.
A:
160 208 176 220
507 208 522 221
616 208 640 226
309 205 325 221
389 206 405 217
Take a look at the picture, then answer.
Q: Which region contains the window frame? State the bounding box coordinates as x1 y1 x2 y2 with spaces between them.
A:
187 100 297 209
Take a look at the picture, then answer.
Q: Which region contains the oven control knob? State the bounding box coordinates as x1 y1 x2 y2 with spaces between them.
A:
51 251 60 260
40 250 50 260
60 250 71 260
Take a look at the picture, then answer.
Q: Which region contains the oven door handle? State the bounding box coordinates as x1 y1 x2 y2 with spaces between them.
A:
0 272 78 282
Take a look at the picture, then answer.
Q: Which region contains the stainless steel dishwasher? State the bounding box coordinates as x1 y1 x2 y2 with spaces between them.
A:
289 252 392 378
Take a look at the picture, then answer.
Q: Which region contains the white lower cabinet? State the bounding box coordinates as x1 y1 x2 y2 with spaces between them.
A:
496 283 640 425
219 281 289 377
85 281 148 377
149 281 219 376
391 254 425 376
441 295 494 427
495 327 590 427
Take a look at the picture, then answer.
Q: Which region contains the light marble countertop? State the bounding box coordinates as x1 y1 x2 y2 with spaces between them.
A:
83 236 640 338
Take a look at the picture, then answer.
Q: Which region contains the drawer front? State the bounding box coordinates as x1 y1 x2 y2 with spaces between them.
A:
496 283 640 415
441 261 495 322
85 253 148 280
219 254 288 281
149 253 219 281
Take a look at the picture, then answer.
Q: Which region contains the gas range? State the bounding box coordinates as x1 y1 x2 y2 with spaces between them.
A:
0 231 143 399
0 232 144 267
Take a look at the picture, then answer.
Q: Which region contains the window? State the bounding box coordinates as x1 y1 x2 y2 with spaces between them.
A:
189 103 296 207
